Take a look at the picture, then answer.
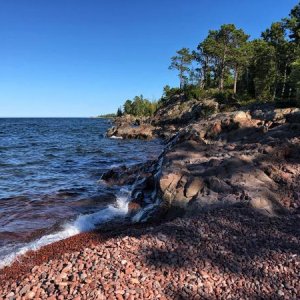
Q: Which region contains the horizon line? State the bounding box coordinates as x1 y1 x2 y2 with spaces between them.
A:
0 116 98 118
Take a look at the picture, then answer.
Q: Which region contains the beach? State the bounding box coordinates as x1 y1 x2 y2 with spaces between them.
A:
1 206 299 299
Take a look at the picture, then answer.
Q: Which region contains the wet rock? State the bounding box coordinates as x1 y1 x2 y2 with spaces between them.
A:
128 201 142 216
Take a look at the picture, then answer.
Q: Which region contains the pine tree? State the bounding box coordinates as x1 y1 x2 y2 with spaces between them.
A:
169 48 193 88
251 40 277 101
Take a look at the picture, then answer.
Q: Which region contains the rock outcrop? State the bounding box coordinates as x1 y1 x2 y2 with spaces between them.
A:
106 97 221 140
103 107 300 220
152 97 219 127
106 115 156 140
107 123 155 140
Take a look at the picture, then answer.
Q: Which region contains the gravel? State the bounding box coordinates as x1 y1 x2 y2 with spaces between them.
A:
0 205 299 299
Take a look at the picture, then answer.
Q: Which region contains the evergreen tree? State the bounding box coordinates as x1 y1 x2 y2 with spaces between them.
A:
227 30 250 94
117 107 123 117
169 48 193 88
193 44 213 89
123 100 133 115
251 40 277 101
262 22 296 99
121 95 159 117
199 24 249 91
290 59 300 102
285 2 300 44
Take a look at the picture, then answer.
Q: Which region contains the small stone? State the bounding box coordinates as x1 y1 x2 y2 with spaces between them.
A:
130 278 139 284
115 289 125 295
60 272 68 280
6 292 15 298
19 284 30 296
26 291 35 299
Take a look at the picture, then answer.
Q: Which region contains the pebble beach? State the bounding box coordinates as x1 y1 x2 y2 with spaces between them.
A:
1 205 299 299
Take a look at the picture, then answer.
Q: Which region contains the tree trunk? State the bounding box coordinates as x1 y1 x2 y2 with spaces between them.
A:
219 70 224 91
201 63 207 89
281 63 288 99
272 86 276 102
219 47 227 91
233 66 238 94
288 87 292 99
199 76 204 89
219 61 225 90
246 68 249 92
180 73 184 89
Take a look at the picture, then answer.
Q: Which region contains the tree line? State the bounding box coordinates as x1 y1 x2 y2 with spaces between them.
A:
117 95 159 117
169 2 300 103
117 2 300 117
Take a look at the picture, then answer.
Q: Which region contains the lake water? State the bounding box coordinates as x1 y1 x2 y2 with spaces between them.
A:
0 118 162 267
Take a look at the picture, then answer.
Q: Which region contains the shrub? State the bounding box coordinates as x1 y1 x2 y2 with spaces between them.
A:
213 90 235 104
184 86 207 101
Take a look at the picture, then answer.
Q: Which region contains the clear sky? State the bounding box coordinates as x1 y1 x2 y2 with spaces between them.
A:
0 0 298 117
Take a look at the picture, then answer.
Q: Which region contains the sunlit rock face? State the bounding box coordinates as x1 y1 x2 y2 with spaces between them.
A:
104 107 300 220
154 108 300 217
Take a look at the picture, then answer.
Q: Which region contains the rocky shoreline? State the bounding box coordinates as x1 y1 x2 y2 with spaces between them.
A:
104 106 300 223
1 101 300 299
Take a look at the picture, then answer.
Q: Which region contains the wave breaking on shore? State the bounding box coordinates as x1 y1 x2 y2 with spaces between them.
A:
0 188 130 269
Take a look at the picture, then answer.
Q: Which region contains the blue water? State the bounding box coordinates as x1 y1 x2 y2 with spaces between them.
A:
0 118 162 263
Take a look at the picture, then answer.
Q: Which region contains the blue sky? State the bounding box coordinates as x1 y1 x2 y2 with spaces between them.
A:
0 0 298 117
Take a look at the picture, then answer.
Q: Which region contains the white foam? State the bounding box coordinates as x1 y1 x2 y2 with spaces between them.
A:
0 188 130 269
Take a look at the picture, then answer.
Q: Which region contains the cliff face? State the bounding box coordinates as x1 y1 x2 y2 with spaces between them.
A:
103 106 300 221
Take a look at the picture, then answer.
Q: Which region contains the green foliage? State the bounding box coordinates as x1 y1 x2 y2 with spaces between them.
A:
163 85 182 98
159 85 182 104
121 95 159 117
262 21 298 99
123 100 133 115
117 107 123 117
96 113 116 118
290 59 300 106
160 84 213 103
169 48 194 88
237 98 259 107
184 86 205 100
183 85 211 101
110 2 300 119
251 40 277 102
213 90 235 104
198 24 249 92
284 2 300 44
165 2 300 106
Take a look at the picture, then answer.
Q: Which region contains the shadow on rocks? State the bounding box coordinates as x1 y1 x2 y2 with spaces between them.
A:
104 204 299 299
